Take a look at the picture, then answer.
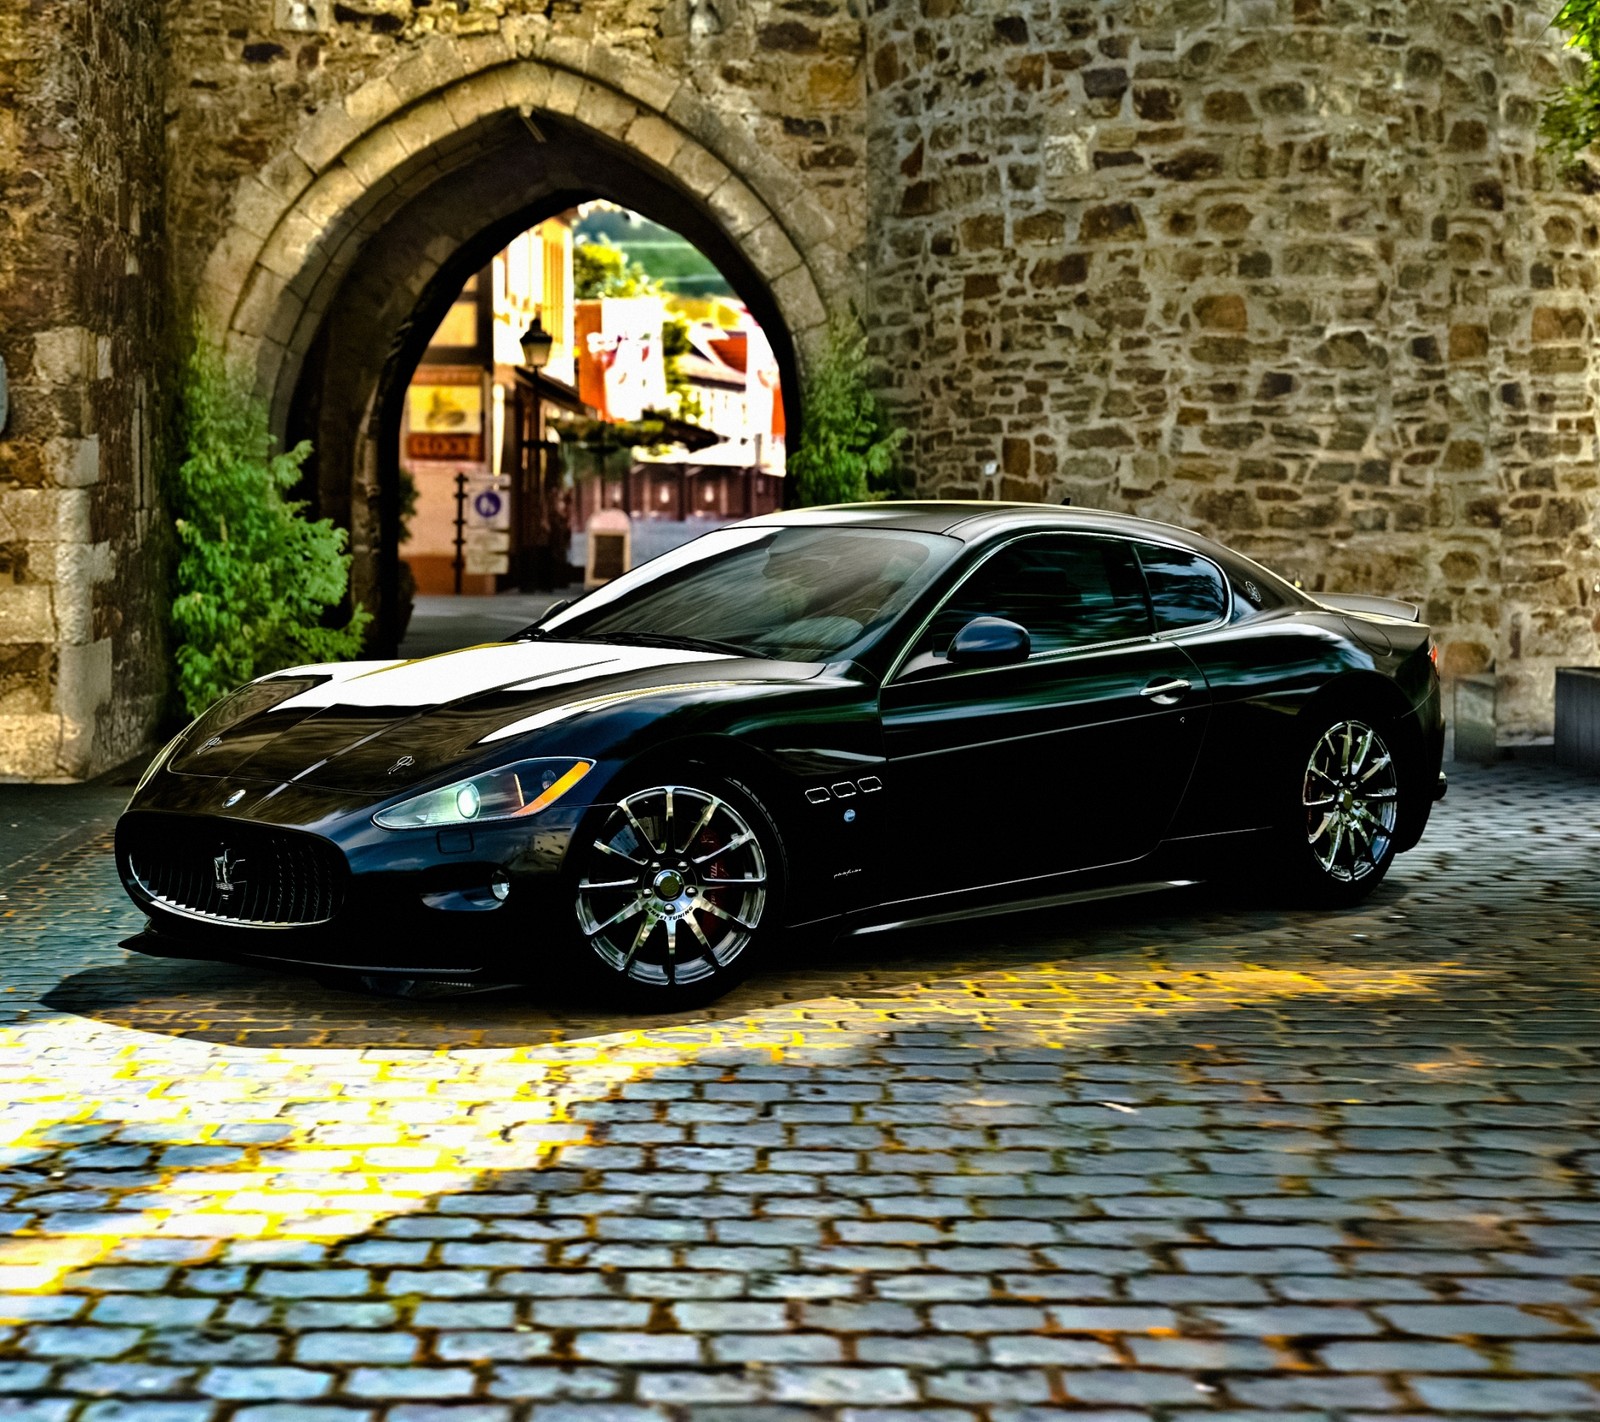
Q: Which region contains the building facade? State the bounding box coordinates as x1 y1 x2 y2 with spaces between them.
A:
400 216 582 595
0 1 1595 778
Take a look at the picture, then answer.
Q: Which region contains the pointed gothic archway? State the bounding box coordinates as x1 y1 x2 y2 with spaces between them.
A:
196 39 847 649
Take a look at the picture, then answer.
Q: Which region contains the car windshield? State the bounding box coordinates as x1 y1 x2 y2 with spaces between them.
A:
534 526 959 661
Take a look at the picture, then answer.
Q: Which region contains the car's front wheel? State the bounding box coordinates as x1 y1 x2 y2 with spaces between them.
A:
1284 713 1402 904
568 775 784 1006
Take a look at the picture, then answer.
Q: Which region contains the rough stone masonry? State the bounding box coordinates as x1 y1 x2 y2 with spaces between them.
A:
0 0 1596 778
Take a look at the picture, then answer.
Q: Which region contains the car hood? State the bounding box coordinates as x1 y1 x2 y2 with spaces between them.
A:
168 639 811 792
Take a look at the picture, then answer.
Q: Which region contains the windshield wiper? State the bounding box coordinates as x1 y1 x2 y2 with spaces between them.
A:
575 631 754 657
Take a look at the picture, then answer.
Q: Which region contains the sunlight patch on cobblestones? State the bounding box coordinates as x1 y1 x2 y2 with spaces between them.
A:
0 963 1457 1308
0 763 1596 1417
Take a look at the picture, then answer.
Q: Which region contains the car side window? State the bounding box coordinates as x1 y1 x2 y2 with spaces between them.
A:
911 535 1154 662
1135 542 1229 632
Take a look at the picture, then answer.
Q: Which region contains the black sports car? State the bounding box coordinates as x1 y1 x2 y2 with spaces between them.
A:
117 502 1446 1005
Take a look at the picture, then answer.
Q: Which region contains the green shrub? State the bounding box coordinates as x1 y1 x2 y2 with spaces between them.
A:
1542 1 1600 163
169 342 369 718
787 319 906 507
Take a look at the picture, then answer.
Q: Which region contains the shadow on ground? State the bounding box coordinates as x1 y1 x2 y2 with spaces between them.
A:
42 879 1404 1051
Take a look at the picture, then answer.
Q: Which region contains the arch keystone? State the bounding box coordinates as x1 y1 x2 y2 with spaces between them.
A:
499 63 554 112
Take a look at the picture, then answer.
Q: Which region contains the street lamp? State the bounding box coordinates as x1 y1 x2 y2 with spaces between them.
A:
517 310 556 588
519 312 554 369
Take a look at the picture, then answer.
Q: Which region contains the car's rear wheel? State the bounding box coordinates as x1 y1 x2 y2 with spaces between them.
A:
1283 713 1401 904
568 775 784 1006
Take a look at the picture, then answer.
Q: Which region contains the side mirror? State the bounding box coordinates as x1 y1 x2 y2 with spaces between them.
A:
947 615 1031 667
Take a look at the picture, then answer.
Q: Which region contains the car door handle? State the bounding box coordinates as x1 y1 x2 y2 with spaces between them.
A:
1140 678 1192 704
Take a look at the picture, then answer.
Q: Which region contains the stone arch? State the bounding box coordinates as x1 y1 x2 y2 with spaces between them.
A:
195 32 849 646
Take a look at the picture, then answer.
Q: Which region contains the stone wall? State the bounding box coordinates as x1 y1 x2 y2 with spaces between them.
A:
0 0 168 779
865 0 1600 740
1 0 1596 778
161 0 869 315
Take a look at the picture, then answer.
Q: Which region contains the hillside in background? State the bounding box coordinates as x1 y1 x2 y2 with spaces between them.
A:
573 205 736 297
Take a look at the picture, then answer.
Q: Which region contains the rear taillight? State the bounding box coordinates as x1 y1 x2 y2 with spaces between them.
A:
1428 639 1438 666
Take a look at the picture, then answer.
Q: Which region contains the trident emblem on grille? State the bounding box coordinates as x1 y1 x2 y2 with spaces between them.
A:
213 847 246 897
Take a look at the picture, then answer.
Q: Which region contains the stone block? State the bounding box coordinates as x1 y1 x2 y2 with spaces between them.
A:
31 328 88 385
1532 306 1587 343
274 0 334 33
438 75 505 143
499 63 554 115
0 584 55 645
56 638 112 774
704 175 768 239
541 34 594 85
338 123 413 190
344 78 404 132
773 267 829 337
573 81 640 141
389 52 448 106
0 490 53 542
543 69 586 118
257 208 329 284
1081 202 1146 241
588 44 680 115
0 713 60 780
739 219 803 283
231 267 293 343
622 113 685 171
293 167 367 239
292 103 365 174
1452 673 1498 761
669 139 731 203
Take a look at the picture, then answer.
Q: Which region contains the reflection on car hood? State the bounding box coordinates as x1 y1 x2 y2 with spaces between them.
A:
167 640 799 791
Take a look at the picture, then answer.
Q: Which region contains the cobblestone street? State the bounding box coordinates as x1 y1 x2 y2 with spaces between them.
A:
0 760 1597 1420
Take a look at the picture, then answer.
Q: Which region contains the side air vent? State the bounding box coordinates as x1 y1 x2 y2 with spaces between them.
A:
806 776 884 804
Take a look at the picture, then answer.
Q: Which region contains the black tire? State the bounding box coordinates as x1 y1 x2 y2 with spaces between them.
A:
562 768 787 1009
1279 710 1402 907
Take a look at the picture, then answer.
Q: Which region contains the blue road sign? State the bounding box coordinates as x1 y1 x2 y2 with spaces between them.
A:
473 490 503 520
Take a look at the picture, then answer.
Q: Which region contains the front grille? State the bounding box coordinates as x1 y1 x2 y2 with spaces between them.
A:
122 815 348 927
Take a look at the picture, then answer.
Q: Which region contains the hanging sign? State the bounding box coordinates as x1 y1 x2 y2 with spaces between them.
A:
406 369 484 463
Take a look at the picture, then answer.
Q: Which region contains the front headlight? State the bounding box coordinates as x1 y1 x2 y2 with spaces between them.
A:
373 757 594 830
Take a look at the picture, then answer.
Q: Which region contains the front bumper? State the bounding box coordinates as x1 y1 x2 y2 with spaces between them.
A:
115 787 590 976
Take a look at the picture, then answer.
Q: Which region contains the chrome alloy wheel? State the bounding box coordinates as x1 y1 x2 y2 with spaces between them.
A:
1303 719 1399 883
575 785 769 987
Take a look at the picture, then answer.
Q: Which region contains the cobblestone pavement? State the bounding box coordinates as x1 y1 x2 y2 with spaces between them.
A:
0 760 1597 1421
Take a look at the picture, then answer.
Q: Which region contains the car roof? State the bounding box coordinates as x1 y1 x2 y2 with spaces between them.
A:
745 500 1311 608
746 500 1215 546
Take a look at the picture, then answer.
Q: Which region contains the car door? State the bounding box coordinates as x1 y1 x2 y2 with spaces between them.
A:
878 532 1209 900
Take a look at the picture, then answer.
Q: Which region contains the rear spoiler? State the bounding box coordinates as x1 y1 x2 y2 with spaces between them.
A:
1317 592 1421 623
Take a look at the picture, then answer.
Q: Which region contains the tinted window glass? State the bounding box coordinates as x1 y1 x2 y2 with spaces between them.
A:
916 536 1153 659
1136 542 1228 631
540 526 958 661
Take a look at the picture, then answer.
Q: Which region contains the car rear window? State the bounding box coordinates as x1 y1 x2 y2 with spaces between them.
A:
1135 542 1228 631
